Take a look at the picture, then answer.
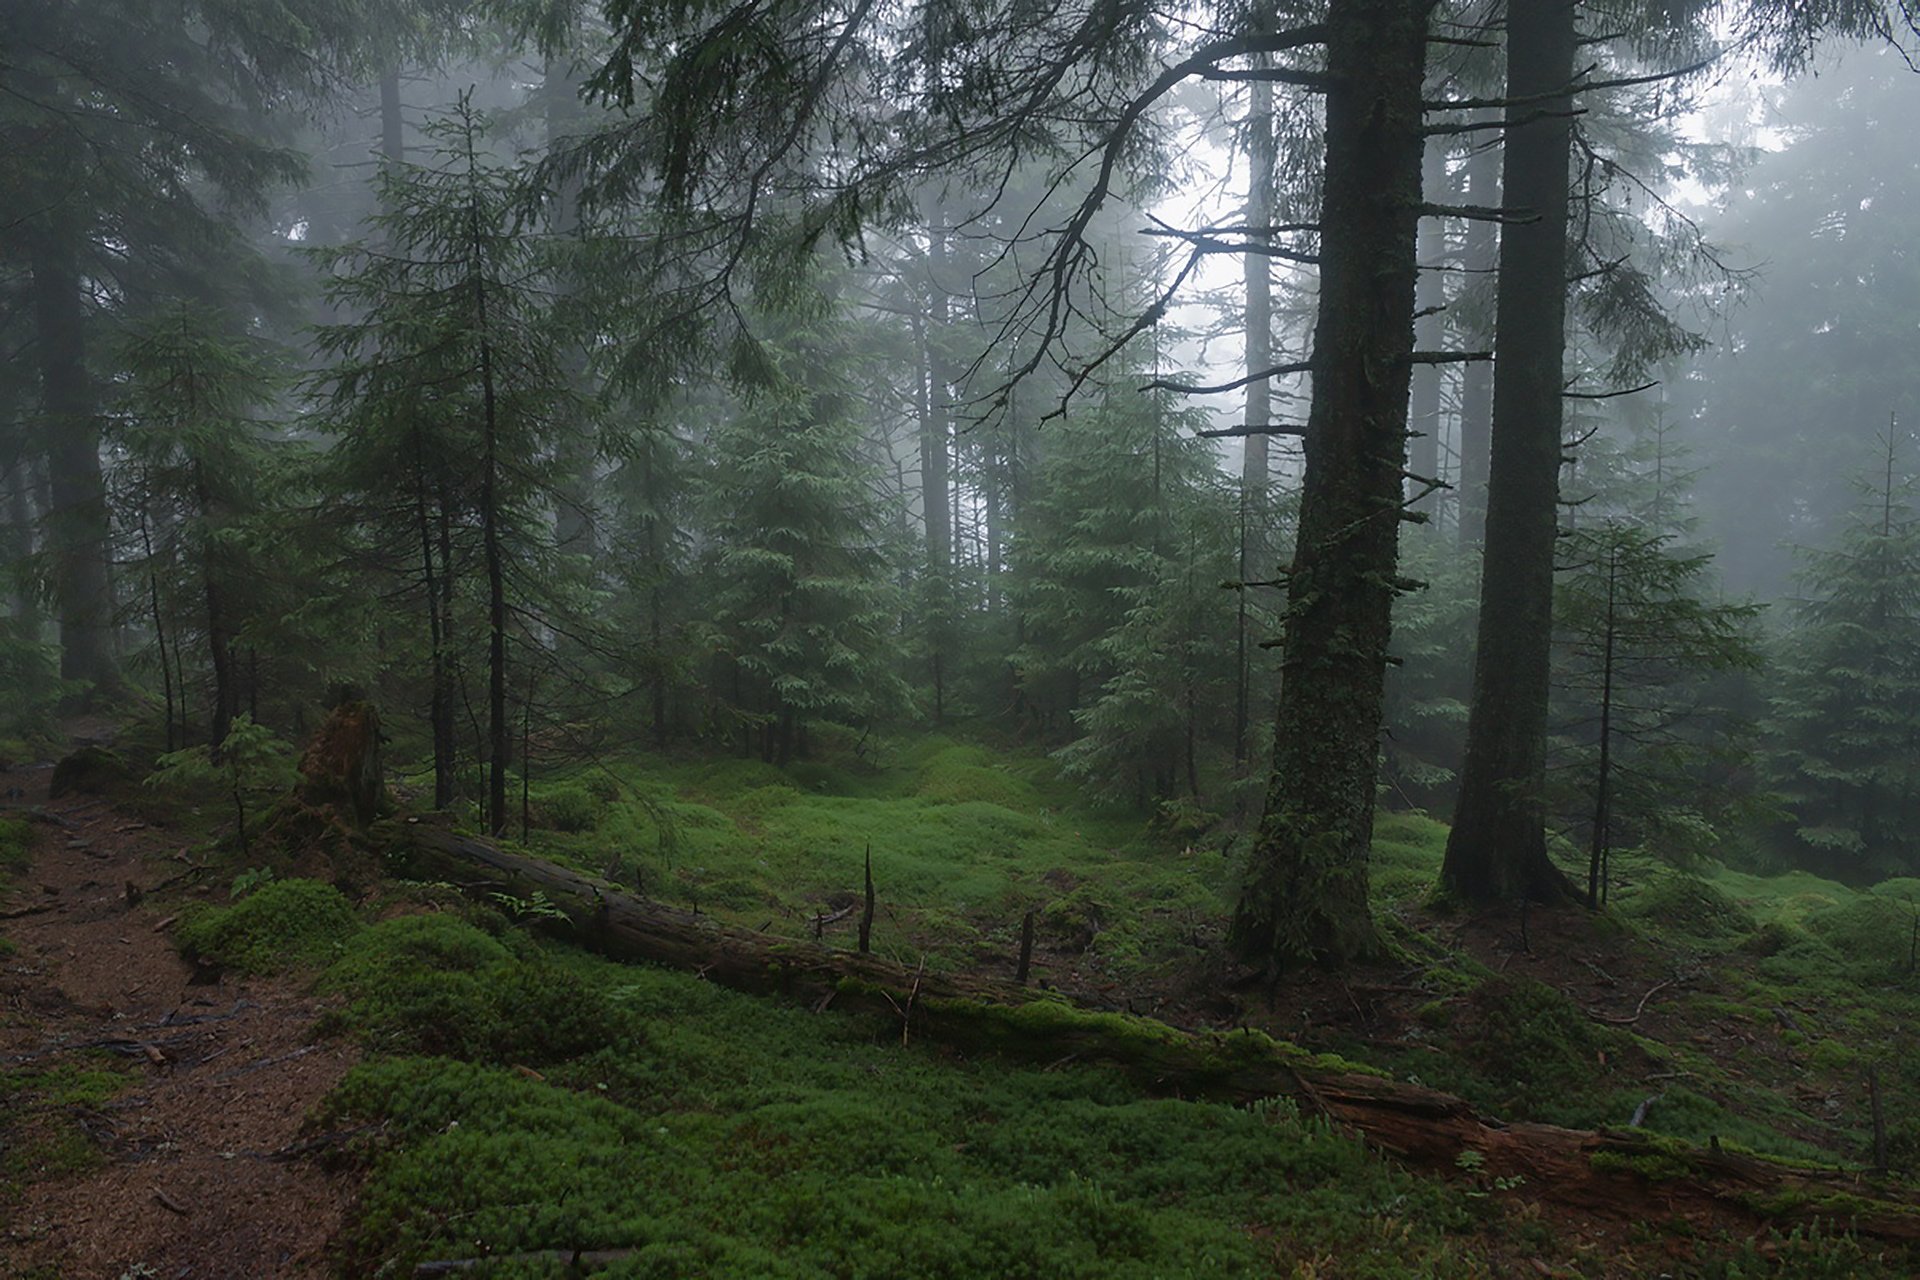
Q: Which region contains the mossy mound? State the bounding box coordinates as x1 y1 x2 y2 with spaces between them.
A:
1803 896 1918 977
176 878 364 974
1459 975 1635 1118
1622 874 1755 941
48 746 133 801
317 915 637 1065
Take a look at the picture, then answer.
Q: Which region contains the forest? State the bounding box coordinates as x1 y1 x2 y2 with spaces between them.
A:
5 0 1920 1274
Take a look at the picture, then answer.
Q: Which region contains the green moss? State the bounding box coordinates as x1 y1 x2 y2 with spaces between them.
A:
1805 896 1919 977
1621 874 1755 941
0 816 31 882
47 745 133 800
318 914 637 1064
175 878 363 974
313 959 1482 1279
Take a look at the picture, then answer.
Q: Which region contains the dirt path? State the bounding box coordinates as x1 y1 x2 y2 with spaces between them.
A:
0 759 360 1279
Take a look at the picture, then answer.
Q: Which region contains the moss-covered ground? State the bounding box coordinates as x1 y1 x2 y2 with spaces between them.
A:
140 722 1920 1275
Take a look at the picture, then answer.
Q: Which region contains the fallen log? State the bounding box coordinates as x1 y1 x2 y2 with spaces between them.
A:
380 818 1920 1242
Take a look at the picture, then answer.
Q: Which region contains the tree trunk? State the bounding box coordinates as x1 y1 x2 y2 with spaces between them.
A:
1441 0 1582 906
378 67 405 166
29 229 118 692
192 461 239 749
1408 137 1448 517
1454 122 1499 548
1228 0 1428 971
1236 71 1277 765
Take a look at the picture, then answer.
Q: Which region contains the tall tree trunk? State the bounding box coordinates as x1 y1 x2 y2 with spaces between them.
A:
29 229 118 691
378 67 405 166
1408 137 1448 517
193 462 239 748
545 55 598 562
1227 0 1430 971
1441 0 1582 905
1454 121 1499 547
1237 71 1277 765
1 414 36 624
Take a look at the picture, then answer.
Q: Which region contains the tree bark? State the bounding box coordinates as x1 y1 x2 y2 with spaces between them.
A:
1441 0 1582 905
1454 123 1499 548
29 228 118 691
1236 71 1277 765
1408 136 1448 517
1227 0 1429 970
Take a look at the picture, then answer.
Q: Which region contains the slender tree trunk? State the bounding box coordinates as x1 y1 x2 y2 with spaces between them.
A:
138 506 175 753
545 55 598 562
1441 0 1582 905
1237 72 1278 765
1228 0 1430 971
29 229 118 691
1408 137 1448 517
1454 124 1499 547
465 133 510 836
1587 537 1617 910
193 462 239 748
379 67 405 166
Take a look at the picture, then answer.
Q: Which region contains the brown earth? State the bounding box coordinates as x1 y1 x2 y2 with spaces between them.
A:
0 755 361 1280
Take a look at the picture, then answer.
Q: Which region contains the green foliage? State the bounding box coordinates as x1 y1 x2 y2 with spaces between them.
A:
1764 438 1920 877
0 619 64 749
148 715 296 855
697 296 910 760
1551 520 1764 894
534 784 605 834
1010 388 1239 805
175 878 363 974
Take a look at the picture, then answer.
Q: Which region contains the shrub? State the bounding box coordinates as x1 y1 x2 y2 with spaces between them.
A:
537 785 604 834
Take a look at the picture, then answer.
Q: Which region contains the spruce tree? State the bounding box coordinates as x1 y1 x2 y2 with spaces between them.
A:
700 300 908 765
314 96 580 832
1765 431 1920 877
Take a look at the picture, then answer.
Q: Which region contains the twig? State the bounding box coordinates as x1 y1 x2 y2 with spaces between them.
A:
1589 977 1678 1026
152 1186 192 1216
901 958 925 1048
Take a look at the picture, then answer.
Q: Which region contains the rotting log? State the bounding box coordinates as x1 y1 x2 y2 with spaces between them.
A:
381 818 1920 1242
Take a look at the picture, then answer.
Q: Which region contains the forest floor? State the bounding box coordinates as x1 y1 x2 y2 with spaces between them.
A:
0 743 360 1280
1 720 1916 1276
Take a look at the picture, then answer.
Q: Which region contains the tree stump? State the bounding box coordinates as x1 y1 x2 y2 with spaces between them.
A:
295 700 388 830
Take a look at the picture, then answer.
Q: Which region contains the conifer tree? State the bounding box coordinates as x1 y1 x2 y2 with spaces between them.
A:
112 306 290 751
314 96 579 832
1765 429 1920 877
700 300 908 765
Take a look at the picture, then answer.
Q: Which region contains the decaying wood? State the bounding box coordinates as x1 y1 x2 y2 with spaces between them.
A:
382 819 1920 1242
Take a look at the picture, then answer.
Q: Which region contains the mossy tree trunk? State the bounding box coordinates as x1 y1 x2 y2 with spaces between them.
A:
1441 0 1582 907
1227 0 1430 972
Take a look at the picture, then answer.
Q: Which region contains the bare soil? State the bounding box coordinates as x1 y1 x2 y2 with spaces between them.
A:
0 754 361 1280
